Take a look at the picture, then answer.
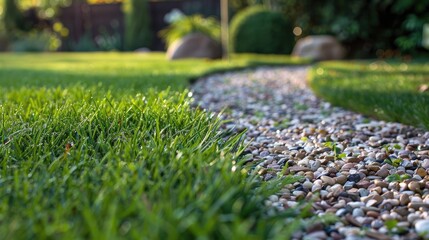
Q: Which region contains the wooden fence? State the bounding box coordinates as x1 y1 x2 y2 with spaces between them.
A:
58 0 220 51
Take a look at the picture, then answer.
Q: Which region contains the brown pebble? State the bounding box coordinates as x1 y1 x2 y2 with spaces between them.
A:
416 168 427 177
381 191 394 199
356 180 371 188
305 171 315 180
364 194 384 205
375 168 389 178
341 163 355 171
372 186 382 195
367 165 380 172
408 181 421 192
321 176 335 186
367 211 380 218
347 157 360 163
400 194 411 205
335 175 348 185
374 179 389 188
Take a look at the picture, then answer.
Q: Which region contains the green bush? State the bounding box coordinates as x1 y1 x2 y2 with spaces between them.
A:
228 0 429 57
271 0 429 57
123 0 151 51
159 14 220 48
230 6 294 54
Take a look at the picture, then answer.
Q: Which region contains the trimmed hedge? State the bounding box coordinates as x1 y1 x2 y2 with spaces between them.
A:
230 6 294 54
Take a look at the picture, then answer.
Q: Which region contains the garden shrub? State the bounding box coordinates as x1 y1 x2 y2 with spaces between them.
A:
123 0 151 51
10 29 60 51
230 6 294 54
230 0 429 57
159 14 220 48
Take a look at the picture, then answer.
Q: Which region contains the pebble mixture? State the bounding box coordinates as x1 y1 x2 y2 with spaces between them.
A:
191 67 429 240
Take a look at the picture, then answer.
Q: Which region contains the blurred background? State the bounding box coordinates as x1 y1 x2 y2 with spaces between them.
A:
0 0 428 59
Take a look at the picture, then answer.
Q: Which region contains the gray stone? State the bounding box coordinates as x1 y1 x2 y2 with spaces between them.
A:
371 220 384 229
415 220 429 238
344 181 355 190
167 33 222 60
292 35 346 61
352 208 364 217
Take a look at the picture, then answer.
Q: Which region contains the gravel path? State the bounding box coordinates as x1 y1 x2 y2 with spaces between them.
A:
191 67 429 240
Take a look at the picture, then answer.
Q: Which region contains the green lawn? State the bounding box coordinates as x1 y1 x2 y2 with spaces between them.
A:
0 53 308 239
309 61 429 129
0 52 305 95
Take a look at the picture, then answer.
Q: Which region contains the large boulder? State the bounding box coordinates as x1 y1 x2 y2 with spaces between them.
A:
292 35 346 61
167 33 222 60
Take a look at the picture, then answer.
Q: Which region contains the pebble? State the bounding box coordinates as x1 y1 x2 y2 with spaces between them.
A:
359 189 369 197
348 202 364 208
422 159 429 169
356 180 371 188
409 202 429 209
348 174 361 183
335 175 348 185
408 181 421 192
415 220 429 238
192 67 429 240
374 179 388 188
303 231 327 240
336 208 348 217
411 196 423 203
312 184 322 192
407 213 421 223
381 192 393 199
371 220 384 229
352 208 364 217
375 169 389 178
344 181 355 190
400 194 411 205
367 211 380 218
303 181 313 189
416 168 426 177
321 176 335 186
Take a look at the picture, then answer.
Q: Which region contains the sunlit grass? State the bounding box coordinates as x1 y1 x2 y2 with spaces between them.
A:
0 52 309 239
0 52 306 94
309 61 429 129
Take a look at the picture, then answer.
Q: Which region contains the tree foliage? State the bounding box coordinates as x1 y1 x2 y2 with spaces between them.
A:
3 0 25 32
